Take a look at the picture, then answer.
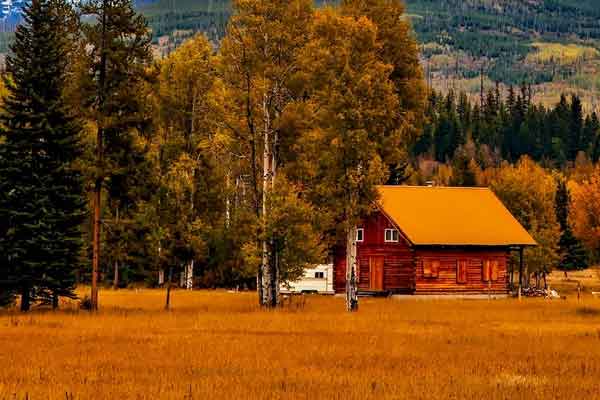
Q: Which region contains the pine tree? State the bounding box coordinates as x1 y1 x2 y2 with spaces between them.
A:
451 147 477 187
568 95 584 160
583 112 599 160
593 131 600 163
0 0 84 311
79 0 152 310
555 178 587 276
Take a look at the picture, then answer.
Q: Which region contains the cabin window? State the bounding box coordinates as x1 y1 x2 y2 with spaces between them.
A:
356 228 364 242
384 229 399 243
423 260 440 278
482 260 500 282
314 271 325 279
457 260 468 284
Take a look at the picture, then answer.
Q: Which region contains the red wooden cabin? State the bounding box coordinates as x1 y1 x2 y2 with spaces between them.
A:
334 186 536 295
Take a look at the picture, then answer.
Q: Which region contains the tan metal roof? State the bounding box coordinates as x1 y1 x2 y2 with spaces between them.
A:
376 186 537 247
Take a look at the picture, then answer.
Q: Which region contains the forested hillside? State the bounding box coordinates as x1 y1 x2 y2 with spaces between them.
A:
3 0 599 106
408 0 600 111
137 0 600 109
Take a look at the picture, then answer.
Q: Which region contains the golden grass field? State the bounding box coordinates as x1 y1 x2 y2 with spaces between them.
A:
2 280 600 399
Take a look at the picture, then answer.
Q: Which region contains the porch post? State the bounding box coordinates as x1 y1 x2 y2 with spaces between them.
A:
518 247 524 300
510 255 514 289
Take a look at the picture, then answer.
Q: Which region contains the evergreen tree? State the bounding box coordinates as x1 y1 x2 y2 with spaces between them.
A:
457 92 471 130
450 147 477 187
568 95 584 160
79 0 152 310
583 112 599 159
555 178 587 275
593 131 600 163
0 287 15 308
0 0 84 311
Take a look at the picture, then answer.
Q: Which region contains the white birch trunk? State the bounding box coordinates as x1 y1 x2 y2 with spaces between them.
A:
225 170 231 229
158 269 165 286
346 227 359 312
260 91 271 306
269 115 279 305
186 260 194 290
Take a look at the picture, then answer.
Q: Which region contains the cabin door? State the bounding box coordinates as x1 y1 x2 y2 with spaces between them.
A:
369 256 384 291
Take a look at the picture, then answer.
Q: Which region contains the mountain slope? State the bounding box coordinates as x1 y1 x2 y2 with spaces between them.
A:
1 0 599 108
405 0 600 110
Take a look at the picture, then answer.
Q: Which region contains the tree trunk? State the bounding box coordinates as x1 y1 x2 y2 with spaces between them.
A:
225 170 231 229
113 261 119 290
20 285 30 312
186 260 194 290
91 175 101 311
271 130 279 307
158 268 164 286
245 71 261 307
346 228 359 312
52 292 59 310
165 267 173 311
269 240 279 308
91 0 108 313
257 265 264 306
261 91 274 307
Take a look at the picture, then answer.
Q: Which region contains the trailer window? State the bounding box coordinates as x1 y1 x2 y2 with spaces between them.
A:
315 272 324 279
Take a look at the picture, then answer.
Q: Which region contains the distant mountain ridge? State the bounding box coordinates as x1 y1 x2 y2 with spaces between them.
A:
2 0 600 109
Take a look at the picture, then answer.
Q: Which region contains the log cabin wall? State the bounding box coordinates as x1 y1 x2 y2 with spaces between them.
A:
414 248 510 294
334 212 415 294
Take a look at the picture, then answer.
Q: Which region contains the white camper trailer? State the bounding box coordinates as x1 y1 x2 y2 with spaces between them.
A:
280 264 334 294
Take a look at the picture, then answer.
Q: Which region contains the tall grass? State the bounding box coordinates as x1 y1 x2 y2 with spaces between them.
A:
1 290 600 399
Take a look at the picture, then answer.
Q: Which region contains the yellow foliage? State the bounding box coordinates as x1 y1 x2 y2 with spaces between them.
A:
483 157 560 273
570 165 600 255
527 42 599 66
157 33 216 141
1 290 600 399
0 76 7 104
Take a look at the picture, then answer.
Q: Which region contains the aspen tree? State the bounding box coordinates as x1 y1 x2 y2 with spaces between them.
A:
294 9 401 310
219 0 313 307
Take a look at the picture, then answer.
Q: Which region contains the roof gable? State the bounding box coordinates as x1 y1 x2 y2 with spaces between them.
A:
376 186 537 247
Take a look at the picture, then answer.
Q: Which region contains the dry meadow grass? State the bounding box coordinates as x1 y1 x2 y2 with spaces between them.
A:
1 286 600 399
